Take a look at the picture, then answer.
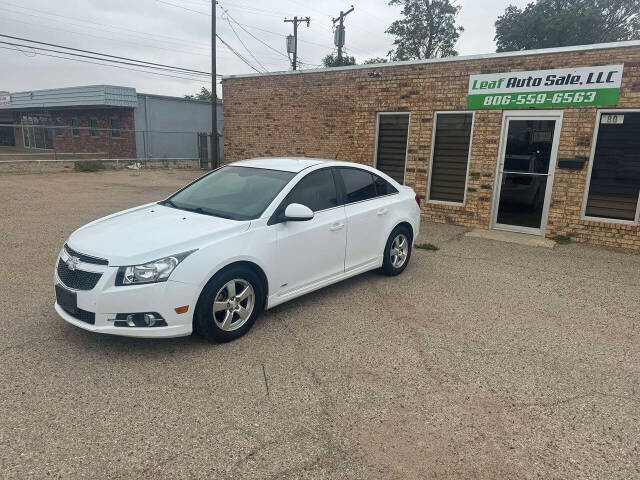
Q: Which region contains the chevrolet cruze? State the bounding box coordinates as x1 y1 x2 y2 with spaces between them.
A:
54 158 421 342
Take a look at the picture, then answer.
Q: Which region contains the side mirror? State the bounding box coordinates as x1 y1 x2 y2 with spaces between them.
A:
283 203 314 222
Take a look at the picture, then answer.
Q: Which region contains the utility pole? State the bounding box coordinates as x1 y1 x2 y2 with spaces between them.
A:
211 0 219 169
284 16 310 70
332 6 354 63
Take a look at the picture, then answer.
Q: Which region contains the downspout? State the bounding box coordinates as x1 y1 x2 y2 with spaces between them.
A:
144 94 151 159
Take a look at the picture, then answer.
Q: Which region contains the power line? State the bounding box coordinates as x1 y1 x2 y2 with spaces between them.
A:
219 5 289 60
0 34 211 76
224 15 268 72
156 0 211 16
0 0 209 49
0 13 211 59
0 45 210 82
0 39 211 78
216 34 262 73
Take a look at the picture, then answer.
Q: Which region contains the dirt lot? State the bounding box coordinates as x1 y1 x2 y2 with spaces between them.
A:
0 170 638 479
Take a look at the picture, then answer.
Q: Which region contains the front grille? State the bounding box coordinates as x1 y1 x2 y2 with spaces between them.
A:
62 306 95 325
65 244 108 266
57 259 102 290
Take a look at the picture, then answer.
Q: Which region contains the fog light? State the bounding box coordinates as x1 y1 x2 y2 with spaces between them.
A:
113 312 167 328
144 313 157 327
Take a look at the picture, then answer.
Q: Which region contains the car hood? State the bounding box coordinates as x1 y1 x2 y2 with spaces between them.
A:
67 203 249 266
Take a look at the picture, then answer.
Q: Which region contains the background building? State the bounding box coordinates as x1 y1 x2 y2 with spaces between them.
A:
222 41 640 251
0 85 222 162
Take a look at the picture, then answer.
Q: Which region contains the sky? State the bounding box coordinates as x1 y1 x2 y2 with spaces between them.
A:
0 0 531 98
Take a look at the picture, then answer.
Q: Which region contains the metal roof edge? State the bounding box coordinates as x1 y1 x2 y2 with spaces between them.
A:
222 40 640 80
137 92 222 105
4 84 136 96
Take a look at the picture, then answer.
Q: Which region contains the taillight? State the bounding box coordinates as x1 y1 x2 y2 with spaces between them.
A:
415 194 422 207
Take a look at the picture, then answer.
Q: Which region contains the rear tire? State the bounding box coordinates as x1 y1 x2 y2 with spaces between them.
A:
194 266 265 342
381 225 412 276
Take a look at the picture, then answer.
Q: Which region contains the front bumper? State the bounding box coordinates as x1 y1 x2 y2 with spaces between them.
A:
54 253 198 338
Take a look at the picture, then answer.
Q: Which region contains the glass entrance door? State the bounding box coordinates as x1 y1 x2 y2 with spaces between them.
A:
492 113 562 235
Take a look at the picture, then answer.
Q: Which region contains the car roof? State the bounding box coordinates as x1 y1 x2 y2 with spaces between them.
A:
232 157 328 173
230 157 388 176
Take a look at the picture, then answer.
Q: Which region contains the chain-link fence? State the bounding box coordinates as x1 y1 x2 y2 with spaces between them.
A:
0 122 223 169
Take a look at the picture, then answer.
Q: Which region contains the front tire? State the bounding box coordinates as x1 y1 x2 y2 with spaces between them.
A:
381 226 412 276
195 266 265 342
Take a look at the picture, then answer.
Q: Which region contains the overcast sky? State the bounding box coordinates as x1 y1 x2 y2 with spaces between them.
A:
0 0 530 98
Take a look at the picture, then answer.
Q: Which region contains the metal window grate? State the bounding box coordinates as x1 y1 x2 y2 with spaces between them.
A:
429 113 473 203
375 114 409 184
585 112 640 221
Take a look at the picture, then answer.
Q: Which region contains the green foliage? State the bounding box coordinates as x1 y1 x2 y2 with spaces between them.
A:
495 0 640 52
184 87 212 100
551 235 572 245
322 53 357 67
363 57 389 64
386 0 463 60
415 242 439 251
74 160 105 172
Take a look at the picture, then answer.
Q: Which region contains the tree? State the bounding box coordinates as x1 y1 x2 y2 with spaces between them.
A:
495 0 640 52
363 57 389 64
322 53 357 67
184 87 212 100
386 0 463 60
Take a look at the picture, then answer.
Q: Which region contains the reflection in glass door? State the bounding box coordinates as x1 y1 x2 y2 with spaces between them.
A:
492 113 562 235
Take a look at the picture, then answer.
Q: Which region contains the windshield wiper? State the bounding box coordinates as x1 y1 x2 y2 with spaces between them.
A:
158 199 177 208
159 200 237 220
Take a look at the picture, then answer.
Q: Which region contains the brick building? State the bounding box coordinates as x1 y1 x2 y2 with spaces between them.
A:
0 85 222 161
222 41 640 251
2 86 138 158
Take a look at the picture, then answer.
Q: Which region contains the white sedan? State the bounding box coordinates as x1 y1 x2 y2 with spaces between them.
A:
54 158 421 342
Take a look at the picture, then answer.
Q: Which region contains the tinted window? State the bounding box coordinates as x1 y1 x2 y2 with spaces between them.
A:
585 112 640 221
340 168 377 203
167 166 295 220
373 174 398 196
375 114 409 184
285 169 338 212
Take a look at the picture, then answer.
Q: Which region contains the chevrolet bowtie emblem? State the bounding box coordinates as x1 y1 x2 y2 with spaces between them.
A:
66 256 80 271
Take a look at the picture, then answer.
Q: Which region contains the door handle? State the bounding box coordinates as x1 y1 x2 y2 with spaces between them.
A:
377 208 389 216
329 222 345 231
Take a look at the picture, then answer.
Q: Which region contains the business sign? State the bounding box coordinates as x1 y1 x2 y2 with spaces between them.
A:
467 64 623 110
0 95 10 106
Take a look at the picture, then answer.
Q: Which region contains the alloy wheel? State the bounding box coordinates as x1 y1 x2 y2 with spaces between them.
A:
212 279 255 331
390 233 409 269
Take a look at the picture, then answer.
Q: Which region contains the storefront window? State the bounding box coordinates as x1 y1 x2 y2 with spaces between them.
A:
21 114 53 149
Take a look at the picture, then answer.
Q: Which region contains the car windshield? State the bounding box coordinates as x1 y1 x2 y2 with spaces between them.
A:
161 166 296 220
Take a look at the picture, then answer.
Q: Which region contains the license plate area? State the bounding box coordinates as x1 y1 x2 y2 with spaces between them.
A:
55 284 77 315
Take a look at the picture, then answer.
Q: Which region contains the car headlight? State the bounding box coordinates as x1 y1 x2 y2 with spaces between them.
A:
115 250 196 286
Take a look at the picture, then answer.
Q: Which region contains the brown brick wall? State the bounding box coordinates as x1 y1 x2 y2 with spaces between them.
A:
223 45 640 251
12 108 136 158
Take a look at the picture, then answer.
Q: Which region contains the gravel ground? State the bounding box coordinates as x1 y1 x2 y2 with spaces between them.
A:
0 170 638 479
